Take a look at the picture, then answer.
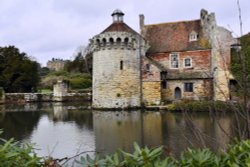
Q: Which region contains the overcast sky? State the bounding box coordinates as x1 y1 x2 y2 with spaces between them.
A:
0 0 249 66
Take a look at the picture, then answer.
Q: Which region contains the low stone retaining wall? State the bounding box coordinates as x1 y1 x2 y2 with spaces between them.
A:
4 92 91 103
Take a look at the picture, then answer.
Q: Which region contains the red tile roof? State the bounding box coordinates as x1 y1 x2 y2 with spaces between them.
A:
142 20 211 53
102 22 139 35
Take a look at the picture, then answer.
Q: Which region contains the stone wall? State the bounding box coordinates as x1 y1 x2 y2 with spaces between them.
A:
93 48 141 108
91 31 148 109
200 9 237 101
5 93 53 103
162 79 213 101
53 80 69 101
4 92 91 103
142 81 161 105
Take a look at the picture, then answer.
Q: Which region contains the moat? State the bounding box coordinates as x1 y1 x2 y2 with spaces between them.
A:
0 102 238 160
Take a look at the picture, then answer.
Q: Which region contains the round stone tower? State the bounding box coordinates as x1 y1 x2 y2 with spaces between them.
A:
89 9 148 109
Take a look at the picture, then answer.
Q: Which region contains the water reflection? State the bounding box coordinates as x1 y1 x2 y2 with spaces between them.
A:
93 111 142 155
0 103 239 159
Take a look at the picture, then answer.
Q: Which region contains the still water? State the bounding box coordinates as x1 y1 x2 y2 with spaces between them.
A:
0 102 236 159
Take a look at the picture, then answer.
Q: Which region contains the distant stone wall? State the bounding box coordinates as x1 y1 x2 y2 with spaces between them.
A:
5 93 53 103
142 81 161 105
4 92 91 103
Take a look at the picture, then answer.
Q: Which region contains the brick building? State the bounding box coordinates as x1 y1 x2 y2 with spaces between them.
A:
89 9 236 109
141 9 236 105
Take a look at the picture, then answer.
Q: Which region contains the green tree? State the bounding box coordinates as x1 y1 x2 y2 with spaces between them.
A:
231 33 250 93
0 46 40 93
64 54 88 73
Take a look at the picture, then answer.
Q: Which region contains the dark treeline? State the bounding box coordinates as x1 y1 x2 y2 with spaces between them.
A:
0 46 40 93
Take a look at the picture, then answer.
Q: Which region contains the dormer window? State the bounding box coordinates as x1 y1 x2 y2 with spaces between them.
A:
189 31 198 41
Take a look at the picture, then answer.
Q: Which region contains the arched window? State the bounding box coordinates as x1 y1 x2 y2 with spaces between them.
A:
124 38 129 45
109 38 114 45
117 38 121 44
96 39 100 46
102 38 107 46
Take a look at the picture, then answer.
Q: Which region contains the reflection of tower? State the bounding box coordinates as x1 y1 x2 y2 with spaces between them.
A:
53 103 68 121
142 112 163 147
89 9 147 109
93 111 142 156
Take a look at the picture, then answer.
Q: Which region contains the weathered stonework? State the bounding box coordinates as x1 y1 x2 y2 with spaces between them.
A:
53 80 69 101
142 81 161 105
87 9 236 108
90 10 148 109
47 59 66 71
162 79 213 101
200 9 237 101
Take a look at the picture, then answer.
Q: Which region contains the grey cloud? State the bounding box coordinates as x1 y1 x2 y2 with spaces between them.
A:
0 0 249 66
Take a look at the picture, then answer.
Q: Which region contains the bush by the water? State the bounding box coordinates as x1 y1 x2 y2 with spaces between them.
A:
76 140 250 167
0 131 41 167
167 100 238 112
1 130 250 166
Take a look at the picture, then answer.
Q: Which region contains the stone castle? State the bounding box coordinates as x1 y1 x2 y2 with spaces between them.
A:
88 9 236 109
47 58 67 71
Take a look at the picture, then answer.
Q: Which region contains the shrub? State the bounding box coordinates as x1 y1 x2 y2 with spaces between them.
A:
75 140 250 167
0 131 41 167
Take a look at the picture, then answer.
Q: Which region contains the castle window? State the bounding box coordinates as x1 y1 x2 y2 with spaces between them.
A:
145 64 150 72
102 38 107 46
184 83 193 92
124 38 129 45
161 81 167 89
184 58 192 68
120 60 123 70
117 38 121 44
109 38 114 45
170 53 179 68
96 39 100 46
189 31 198 41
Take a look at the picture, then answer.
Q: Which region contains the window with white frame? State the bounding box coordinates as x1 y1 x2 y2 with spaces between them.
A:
184 58 192 68
189 31 198 41
170 53 179 68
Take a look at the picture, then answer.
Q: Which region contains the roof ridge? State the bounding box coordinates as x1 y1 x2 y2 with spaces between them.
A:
144 19 200 27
